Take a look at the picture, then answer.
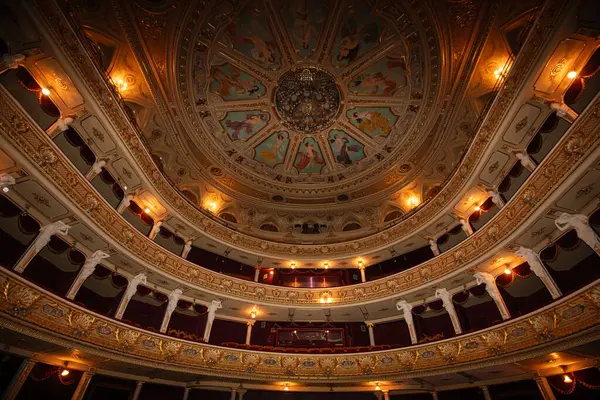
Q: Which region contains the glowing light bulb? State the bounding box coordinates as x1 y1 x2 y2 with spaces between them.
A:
357 260 364 268
2 187 9 193
123 185 128 190
563 374 572 383
567 71 577 79
324 262 329 269
250 310 256 319
144 208 151 214
291 262 296 269
41 88 51 96
269 270 274 275
474 205 481 211
504 268 512 275
61 369 70 377
284 383 289 391
375 384 381 391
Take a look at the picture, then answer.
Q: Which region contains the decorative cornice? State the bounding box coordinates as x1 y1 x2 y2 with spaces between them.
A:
0 269 598 382
26 0 569 260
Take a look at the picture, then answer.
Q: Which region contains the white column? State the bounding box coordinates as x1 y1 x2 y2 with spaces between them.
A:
534 377 557 400
515 247 562 299
550 102 578 123
132 381 144 400
435 288 462 335
474 272 511 320
230 389 237 400
0 53 25 74
0 173 16 192
366 323 375 346
116 193 133 213
47 116 75 138
480 386 492 400
254 267 261 282
182 388 191 400
115 273 147 320
382 390 390 400
237 389 247 400
246 321 254 344
66 250 110 299
84 159 106 181
487 189 505 208
459 218 473 236
160 288 183 333
14 221 71 273
71 371 94 400
203 300 222 342
2 358 36 400
431 392 439 400
555 213 600 254
148 220 163 240
396 300 417 344
516 152 536 172
359 266 366 283
429 239 440 256
181 240 193 259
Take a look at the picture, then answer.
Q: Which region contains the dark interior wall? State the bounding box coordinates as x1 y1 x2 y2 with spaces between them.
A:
209 319 248 345
455 298 503 333
15 362 82 400
414 312 455 341
373 320 412 347
0 195 40 269
187 246 255 281
365 245 434 281
73 272 126 317
83 374 136 400
22 236 83 297
249 321 371 347
0 353 25 394
138 383 184 400
121 289 168 332
497 267 554 318
168 306 207 341
488 379 543 400
437 387 484 400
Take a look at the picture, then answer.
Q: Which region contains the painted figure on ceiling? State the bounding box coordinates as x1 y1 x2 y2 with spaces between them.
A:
292 1 319 52
296 141 324 171
352 110 392 137
225 113 268 140
230 22 278 66
337 18 380 64
330 134 362 165
212 65 260 98
259 133 287 165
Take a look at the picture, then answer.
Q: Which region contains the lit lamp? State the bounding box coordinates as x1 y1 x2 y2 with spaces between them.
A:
290 262 296 270
357 259 364 268
284 383 289 391
567 71 577 79
504 266 512 275
144 207 151 214
250 310 257 319
474 205 481 212
324 262 329 270
375 383 381 391
41 87 51 96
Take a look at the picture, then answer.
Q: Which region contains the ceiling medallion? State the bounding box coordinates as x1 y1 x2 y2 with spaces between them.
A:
274 67 341 133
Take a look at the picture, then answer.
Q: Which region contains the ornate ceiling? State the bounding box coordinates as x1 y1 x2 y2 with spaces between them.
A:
131 0 487 241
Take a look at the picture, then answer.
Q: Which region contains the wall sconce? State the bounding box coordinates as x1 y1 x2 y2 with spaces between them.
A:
474 204 481 212
41 87 51 96
250 309 257 319
567 71 577 79
406 195 420 209
115 78 128 92
290 262 296 269
375 383 381 391
357 259 364 268
144 207 151 214
503 265 512 275
284 383 289 391
324 262 329 270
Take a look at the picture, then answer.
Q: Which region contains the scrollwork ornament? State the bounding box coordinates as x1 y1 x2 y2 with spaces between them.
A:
2 280 40 315
67 311 95 337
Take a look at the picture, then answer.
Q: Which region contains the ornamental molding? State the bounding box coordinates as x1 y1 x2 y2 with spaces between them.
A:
26 0 568 259
0 269 598 382
0 87 598 306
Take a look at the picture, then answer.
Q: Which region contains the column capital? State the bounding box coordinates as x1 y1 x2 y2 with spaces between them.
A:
366 322 374 328
0 173 16 192
247 320 255 327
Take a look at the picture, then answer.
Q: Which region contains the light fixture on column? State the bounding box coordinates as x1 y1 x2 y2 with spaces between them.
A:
324 262 329 270
357 259 364 268
290 262 296 269
503 266 512 275
567 71 577 79
375 383 381 391
474 204 481 212
60 361 70 376
561 365 573 383
250 308 257 319
144 207 151 214
41 87 51 96
284 383 289 391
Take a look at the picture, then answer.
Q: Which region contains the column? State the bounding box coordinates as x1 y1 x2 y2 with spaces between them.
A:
374 392 383 400
115 273 147 320
555 213 600 254
480 386 492 400
429 239 440 256
181 240 193 259
487 189 505 208
515 152 536 172
71 371 94 400
203 300 222 342
0 173 16 192
366 323 375 346
117 193 134 213
382 390 390 400
230 388 237 400
396 300 417 344
515 247 562 299
254 266 261 282
132 381 144 400
534 377 557 400
459 218 473 236
359 266 366 283
160 288 183 333
431 392 439 400
237 389 247 400
2 358 36 400
0 53 25 75
66 250 110 299
435 288 462 335
182 388 191 400
84 159 106 181
474 272 511 320
550 102 578 123
246 321 254 344
14 221 71 273
148 220 163 240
